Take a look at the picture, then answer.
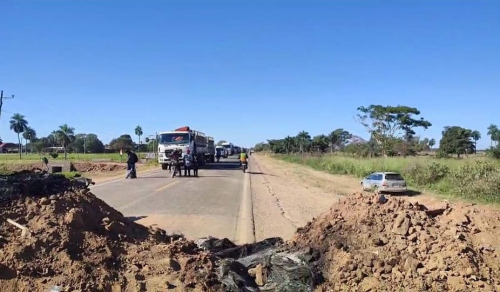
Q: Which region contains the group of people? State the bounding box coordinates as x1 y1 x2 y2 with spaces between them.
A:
125 147 251 179
169 149 198 177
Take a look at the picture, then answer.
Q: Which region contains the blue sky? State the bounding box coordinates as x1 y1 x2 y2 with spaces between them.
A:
1 0 499 149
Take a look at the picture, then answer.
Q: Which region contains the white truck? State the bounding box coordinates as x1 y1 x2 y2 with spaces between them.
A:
158 126 213 170
221 142 234 156
206 136 215 163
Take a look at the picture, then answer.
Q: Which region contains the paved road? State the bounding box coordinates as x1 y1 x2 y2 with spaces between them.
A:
91 156 247 241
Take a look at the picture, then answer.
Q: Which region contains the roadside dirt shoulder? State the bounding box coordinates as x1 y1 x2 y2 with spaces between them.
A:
250 154 342 241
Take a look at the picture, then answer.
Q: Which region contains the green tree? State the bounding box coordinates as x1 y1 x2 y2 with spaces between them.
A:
487 124 499 147
356 105 432 157
328 129 352 152
439 126 474 158
312 135 329 153
254 142 269 152
9 113 28 159
428 138 436 149
283 136 297 153
471 130 481 154
135 125 143 150
22 127 37 154
70 133 105 153
32 140 46 156
109 134 135 151
56 124 76 160
296 131 311 153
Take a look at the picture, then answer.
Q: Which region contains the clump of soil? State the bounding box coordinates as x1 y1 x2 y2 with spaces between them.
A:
290 193 500 291
0 172 220 292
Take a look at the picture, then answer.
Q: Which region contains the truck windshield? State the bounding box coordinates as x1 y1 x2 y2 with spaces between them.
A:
223 145 231 148
159 133 190 144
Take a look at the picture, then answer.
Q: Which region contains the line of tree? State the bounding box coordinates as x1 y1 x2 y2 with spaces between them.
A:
255 128 354 154
7 113 106 160
255 104 499 159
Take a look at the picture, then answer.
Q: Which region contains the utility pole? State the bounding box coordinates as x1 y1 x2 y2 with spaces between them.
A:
0 90 15 122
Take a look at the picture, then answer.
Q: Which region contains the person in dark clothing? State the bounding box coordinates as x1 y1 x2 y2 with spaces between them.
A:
125 150 139 179
193 155 199 177
169 149 182 177
183 150 194 177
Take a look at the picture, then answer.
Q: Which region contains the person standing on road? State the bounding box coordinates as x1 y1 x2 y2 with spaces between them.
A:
125 150 139 179
170 149 182 177
215 148 222 162
183 149 194 177
193 155 199 177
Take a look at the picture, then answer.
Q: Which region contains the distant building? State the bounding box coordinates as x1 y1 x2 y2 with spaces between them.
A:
0 143 19 153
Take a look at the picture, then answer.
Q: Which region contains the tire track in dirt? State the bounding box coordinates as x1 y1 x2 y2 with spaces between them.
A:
251 158 298 228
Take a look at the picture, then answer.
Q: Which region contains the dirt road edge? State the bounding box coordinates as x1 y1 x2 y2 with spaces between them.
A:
234 170 256 244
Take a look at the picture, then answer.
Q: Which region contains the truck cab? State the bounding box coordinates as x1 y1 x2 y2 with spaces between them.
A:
158 127 207 169
221 142 234 156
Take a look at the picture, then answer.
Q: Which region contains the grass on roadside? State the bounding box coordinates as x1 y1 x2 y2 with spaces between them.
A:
276 154 500 205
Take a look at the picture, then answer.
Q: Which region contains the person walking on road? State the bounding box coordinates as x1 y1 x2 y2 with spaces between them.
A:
125 150 139 179
183 149 194 177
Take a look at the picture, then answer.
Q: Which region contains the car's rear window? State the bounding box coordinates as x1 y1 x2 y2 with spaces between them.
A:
385 174 404 181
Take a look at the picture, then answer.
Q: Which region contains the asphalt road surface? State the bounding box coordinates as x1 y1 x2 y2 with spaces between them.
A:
91 156 249 242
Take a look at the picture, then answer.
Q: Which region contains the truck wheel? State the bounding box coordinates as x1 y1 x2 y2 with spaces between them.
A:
161 164 168 170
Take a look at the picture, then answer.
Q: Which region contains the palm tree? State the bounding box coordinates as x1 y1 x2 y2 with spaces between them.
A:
135 125 143 152
471 130 481 154
56 124 76 160
296 131 311 153
487 124 498 147
283 136 295 153
22 127 37 155
9 113 28 159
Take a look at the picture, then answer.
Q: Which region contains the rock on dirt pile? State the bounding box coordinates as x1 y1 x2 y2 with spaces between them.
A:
0 172 220 292
290 193 500 292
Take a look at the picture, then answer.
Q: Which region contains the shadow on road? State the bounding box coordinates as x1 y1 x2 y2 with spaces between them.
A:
202 162 241 170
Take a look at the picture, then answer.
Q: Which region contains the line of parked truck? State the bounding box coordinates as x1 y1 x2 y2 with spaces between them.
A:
156 126 241 170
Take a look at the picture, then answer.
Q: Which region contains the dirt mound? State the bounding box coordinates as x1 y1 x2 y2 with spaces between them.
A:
290 193 500 292
0 172 220 291
72 162 127 172
0 163 43 173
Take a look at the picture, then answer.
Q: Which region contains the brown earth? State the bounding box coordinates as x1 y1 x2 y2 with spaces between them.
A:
3 155 500 292
0 173 220 292
0 162 127 173
290 192 500 292
71 162 127 172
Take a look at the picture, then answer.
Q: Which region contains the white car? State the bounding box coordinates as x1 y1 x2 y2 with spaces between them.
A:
361 172 407 193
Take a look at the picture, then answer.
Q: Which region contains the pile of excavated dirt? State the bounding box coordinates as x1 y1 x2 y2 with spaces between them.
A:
72 162 127 173
0 172 220 292
290 193 500 292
